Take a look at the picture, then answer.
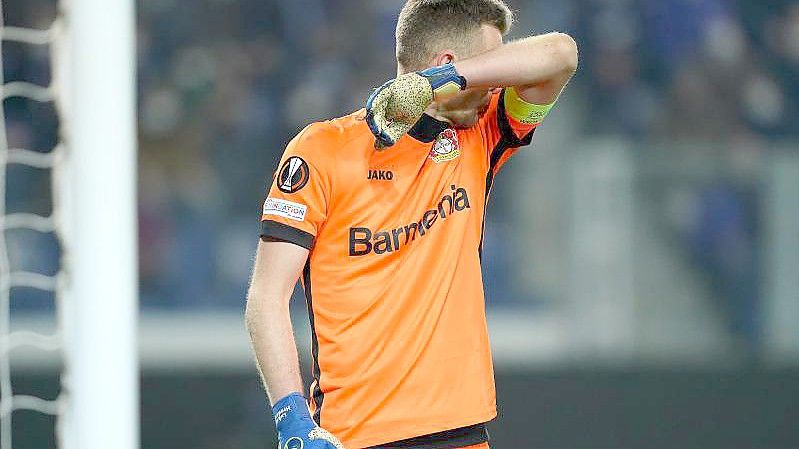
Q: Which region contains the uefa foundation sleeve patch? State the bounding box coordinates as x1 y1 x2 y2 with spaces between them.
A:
263 198 308 222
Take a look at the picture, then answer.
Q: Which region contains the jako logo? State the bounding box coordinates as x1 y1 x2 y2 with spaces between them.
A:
349 185 470 256
367 169 393 180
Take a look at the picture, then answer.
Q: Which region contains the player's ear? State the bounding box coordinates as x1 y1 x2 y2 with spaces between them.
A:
431 50 457 67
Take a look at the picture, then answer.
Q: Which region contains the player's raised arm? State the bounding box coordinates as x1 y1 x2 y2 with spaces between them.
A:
454 31 578 106
245 240 345 449
365 27 577 147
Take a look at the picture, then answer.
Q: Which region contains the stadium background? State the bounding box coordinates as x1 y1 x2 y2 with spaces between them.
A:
6 0 799 447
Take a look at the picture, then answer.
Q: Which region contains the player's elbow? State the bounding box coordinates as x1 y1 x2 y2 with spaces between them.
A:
244 287 289 331
550 32 579 75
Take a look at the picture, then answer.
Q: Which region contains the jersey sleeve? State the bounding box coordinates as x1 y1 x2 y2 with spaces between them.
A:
260 124 332 250
478 87 555 175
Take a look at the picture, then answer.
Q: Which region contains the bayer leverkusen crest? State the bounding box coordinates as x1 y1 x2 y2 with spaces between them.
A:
429 128 460 163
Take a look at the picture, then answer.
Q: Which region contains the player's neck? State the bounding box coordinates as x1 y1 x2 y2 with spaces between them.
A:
424 103 455 126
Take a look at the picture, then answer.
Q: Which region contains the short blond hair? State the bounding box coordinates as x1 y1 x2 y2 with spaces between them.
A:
396 0 514 71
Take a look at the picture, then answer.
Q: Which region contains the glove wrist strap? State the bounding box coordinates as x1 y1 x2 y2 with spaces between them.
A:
419 63 467 99
272 392 312 428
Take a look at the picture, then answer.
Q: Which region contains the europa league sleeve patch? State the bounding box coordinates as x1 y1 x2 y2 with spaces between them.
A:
277 156 310 193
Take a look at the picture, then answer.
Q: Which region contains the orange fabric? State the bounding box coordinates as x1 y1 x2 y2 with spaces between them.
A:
458 444 490 449
261 91 536 449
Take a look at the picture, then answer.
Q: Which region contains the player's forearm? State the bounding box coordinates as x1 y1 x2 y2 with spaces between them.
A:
245 294 304 405
455 32 578 90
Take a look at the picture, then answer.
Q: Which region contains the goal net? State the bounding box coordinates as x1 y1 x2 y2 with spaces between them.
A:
0 1 137 448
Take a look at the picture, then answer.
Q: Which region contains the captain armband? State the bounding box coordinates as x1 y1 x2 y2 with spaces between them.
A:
503 86 556 125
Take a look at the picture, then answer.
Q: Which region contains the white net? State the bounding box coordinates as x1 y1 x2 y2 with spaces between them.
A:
1 0 137 447
0 3 67 448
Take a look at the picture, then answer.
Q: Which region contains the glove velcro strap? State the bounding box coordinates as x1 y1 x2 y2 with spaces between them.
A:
272 392 313 427
418 63 467 98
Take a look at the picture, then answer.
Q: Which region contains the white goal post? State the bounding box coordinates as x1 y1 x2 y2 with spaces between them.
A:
57 0 138 448
1 0 137 447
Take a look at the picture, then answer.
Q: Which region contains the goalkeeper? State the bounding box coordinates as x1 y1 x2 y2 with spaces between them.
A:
246 1 577 448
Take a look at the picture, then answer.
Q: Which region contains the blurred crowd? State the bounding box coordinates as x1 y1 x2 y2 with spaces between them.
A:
133 0 799 312
4 0 798 342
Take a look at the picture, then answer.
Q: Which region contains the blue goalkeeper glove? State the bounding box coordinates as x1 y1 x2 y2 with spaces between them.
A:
272 393 345 449
365 63 467 148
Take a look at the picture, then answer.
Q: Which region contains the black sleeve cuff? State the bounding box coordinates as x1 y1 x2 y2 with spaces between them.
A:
260 220 315 250
497 88 536 148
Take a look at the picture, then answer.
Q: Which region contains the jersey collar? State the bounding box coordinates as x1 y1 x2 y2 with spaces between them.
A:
408 113 450 143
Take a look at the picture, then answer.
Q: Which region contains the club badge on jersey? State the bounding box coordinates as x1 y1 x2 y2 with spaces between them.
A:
429 128 460 163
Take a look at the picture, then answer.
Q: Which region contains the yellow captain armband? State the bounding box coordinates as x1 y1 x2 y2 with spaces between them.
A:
503 86 556 125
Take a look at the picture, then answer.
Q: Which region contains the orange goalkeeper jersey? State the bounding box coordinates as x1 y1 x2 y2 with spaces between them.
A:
260 90 538 449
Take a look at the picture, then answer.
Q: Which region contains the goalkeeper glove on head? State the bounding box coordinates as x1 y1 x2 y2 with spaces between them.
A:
365 63 467 148
272 392 345 449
